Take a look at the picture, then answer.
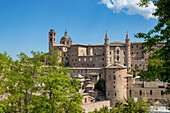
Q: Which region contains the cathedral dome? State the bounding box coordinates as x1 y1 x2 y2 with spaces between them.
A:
61 35 71 40
60 30 72 41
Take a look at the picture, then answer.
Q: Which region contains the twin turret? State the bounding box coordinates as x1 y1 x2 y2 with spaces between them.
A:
104 31 131 71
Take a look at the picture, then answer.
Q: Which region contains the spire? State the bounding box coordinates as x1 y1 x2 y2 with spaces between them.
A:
65 29 67 36
105 30 108 39
125 31 130 43
105 30 109 44
126 31 129 39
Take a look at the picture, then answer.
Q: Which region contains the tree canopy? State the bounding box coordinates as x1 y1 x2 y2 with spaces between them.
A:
134 0 170 94
0 49 83 113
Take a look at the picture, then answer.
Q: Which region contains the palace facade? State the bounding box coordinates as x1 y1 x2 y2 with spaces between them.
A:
47 28 169 106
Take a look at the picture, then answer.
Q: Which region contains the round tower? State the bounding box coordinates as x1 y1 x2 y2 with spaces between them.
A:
104 31 110 66
49 28 56 52
125 33 131 71
60 30 72 46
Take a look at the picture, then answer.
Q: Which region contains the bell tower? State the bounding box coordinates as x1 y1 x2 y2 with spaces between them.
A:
49 28 56 52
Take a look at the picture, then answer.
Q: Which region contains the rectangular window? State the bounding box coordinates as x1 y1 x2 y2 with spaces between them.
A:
158 86 165 88
85 98 87 103
129 90 131 97
84 58 86 61
90 57 92 61
140 90 142 96
113 75 116 80
110 57 112 61
79 58 81 61
96 57 98 61
150 90 152 95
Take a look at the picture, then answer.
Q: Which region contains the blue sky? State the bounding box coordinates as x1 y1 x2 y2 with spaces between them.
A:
0 0 157 60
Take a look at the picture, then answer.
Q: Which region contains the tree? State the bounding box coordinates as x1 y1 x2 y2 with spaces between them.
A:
90 98 150 113
94 79 105 92
0 51 44 113
0 49 83 113
134 0 170 94
32 49 83 113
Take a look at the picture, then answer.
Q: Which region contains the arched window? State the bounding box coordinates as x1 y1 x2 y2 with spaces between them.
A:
117 56 119 61
117 49 119 54
50 38 52 42
67 41 69 45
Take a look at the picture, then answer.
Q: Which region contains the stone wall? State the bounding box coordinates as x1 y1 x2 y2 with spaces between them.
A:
81 100 110 113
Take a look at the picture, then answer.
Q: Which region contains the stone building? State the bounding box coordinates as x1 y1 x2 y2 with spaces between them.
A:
47 29 170 106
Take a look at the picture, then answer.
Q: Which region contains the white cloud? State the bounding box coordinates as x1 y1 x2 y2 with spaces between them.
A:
99 0 157 19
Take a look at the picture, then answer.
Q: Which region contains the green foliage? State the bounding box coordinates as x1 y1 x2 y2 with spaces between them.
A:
90 98 150 113
0 48 83 113
134 0 170 94
131 65 140 78
94 79 105 92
